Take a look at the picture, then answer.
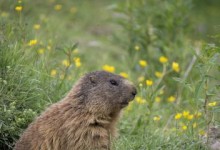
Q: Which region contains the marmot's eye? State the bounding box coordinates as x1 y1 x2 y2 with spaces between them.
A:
110 79 118 86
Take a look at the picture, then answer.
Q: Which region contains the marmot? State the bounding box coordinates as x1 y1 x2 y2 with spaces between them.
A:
14 71 137 150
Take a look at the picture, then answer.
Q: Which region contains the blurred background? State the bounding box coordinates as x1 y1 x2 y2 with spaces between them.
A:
0 0 220 149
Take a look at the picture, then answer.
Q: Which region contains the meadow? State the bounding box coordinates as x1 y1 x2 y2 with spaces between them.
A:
0 0 220 149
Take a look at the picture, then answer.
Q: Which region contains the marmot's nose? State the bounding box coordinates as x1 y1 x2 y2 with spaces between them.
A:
132 88 137 96
131 87 137 98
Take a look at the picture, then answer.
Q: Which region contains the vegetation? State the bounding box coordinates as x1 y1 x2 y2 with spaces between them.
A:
0 0 219 149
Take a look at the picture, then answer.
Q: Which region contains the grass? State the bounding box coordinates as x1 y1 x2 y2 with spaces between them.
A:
0 0 220 149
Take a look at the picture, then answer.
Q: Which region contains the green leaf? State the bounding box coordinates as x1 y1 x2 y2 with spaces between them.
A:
71 43 78 52
194 80 205 100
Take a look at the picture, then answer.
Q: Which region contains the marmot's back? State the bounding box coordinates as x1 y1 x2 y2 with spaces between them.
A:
15 71 137 150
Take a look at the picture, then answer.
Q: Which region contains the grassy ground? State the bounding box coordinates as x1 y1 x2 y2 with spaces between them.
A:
1 0 220 149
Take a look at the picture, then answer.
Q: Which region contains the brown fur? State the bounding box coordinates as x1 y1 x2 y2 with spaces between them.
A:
14 71 136 150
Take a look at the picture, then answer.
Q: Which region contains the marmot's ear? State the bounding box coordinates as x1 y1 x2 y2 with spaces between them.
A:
89 75 96 84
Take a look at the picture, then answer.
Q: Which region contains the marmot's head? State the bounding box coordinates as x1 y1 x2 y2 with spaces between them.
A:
69 71 137 115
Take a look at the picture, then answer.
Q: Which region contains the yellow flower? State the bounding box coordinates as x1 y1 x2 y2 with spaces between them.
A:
159 56 168 64
199 130 205 136
182 125 187 130
135 45 140 51
187 114 194 120
75 62 81 68
33 24 40 30
54 4 62 11
62 60 70 67
119 72 128 78
159 90 164 95
50 69 57 77
37 48 44 54
208 101 217 107
138 76 145 82
136 97 146 104
175 113 182 120
73 57 81 68
15 6 22 12
73 49 79 54
47 45 51 50
146 80 153 86
180 111 194 120
153 116 161 121
28 39 38 46
182 111 190 118
139 60 147 67
194 112 202 118
155 71 163 78
155 96 161 103
102 65 115 73
167 96 175 102
172 62 180 72
193 123 197 128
